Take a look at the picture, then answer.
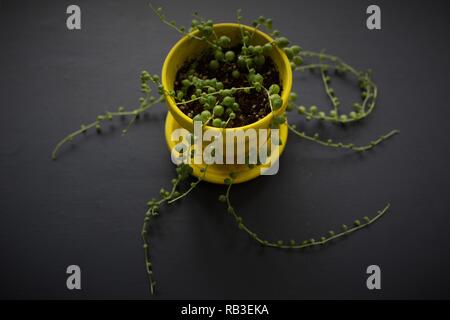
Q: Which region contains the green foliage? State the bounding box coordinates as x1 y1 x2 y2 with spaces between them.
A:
142 163 206 294
222 173 391 250
138 6 399 295
51 71 164 160
51 4 400 296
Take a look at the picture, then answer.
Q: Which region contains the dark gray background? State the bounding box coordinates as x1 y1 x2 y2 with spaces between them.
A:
0 0 449 299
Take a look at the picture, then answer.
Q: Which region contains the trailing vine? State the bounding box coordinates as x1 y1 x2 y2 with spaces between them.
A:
51 72 164 160
51 4 400 295
292 50 381 124
288 125 400 153
142 163 207 294
221 174 391 249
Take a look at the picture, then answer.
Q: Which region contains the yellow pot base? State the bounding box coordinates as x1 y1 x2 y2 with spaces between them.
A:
164 112 288 184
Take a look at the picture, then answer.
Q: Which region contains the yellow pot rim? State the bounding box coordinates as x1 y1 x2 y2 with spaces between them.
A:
161 23 293 132
164 112 289 184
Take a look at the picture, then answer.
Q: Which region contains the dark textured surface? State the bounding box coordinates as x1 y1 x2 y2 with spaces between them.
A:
0 0 449 299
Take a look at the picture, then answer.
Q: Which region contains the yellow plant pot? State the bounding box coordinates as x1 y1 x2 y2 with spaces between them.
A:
162 23 292 184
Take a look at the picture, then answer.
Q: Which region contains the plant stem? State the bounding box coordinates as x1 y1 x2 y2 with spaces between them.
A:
177 86 255 105
142 164 207 294
287 124 400 153
51 96 164 160
319 53 340 114
167 166 208 204
294 58 378 124
141 179 180 295
224 179 391 249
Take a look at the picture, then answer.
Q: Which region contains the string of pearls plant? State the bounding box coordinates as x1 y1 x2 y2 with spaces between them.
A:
51 5 399 295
